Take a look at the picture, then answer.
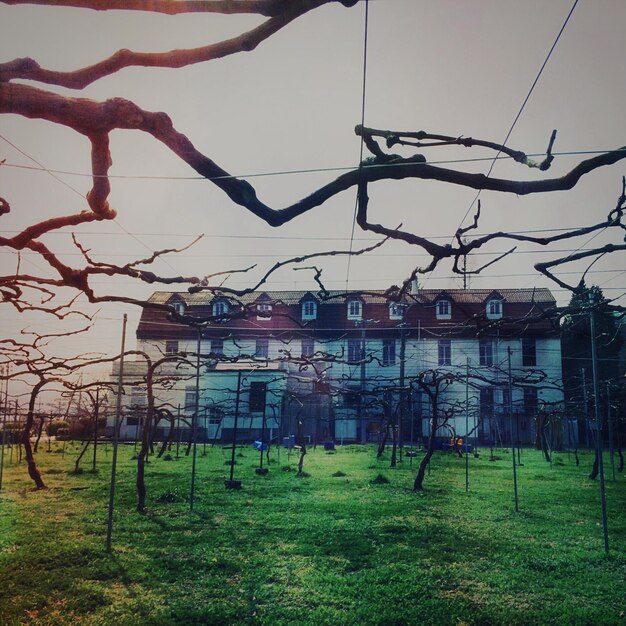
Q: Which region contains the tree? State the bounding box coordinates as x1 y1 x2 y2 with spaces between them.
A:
561 284 622 440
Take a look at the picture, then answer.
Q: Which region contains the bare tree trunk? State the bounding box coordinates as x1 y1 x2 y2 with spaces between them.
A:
390 418 398 468
74 438 91 473
297 443 307 474
33 417 45 453
157 413 175 458
414 403 438 492
23 383 46 489
296 419 307 475
377 419 389 458
589 450 599 480
541 430 551 463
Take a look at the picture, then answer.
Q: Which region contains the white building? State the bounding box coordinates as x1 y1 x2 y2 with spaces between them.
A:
110 286 565 445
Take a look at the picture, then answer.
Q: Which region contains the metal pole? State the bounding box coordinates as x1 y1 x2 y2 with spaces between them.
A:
360 322 366 444
190 328 201 511
92 387 99 472
176 404 181 459
398 322 406 461
259 386 267 471
465 357 469 493
229 370 242 483
508 347 519 512
0 366 6 491
581 368 590 448
606 383 615 481
106 314 127 552
589 299 609 554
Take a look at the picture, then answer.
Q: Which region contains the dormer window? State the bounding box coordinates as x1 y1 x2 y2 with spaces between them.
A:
171 301 185 316
302 300 317 321
212 300 229 318
436 299 451 320
347 299 362 320
486 299 502 319
389 302 403 320
256 302 272 320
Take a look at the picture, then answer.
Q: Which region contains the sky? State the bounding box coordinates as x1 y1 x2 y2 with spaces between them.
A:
1 0 626 396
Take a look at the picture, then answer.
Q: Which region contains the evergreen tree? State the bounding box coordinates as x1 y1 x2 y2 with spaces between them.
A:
561 282 622 446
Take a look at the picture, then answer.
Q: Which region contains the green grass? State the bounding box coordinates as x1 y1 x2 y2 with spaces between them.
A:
0 442 624 625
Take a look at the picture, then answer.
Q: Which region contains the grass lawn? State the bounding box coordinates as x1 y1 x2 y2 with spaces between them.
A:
0 441 624 625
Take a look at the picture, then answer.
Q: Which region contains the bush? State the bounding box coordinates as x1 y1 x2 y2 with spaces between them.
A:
46 420 68 437
56 427 71 441
1 423 23 444
370 474 390 485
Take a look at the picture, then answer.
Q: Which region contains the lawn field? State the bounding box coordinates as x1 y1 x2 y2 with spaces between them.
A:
0 442 624 625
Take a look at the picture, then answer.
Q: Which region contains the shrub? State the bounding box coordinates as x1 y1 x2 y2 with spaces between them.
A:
46 419 68 436
370 474 390 485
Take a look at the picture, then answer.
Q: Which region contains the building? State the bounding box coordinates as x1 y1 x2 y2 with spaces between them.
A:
110 286 565 446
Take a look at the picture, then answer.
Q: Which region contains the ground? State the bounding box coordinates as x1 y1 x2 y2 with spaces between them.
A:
0 442 624 625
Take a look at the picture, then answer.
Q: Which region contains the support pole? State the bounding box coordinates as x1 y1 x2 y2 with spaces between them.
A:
92 387 99 472
465 357 470 493
0 365 7 492
190 328 201 511
606 383 615 482
508 347 519 513
106 314 127 552
589 299 609 554
226 370 243 488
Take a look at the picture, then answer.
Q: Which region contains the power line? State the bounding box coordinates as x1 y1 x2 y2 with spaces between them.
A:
3 148 623 182
0 224 610 240
453 0 580 237
346 0 370 291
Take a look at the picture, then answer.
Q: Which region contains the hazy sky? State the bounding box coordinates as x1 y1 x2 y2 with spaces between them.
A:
1 0 626 378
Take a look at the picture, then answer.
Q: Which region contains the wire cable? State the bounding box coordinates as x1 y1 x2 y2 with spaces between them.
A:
345 0 370 292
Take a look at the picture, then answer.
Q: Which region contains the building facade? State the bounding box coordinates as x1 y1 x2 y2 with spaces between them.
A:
110 286 565 446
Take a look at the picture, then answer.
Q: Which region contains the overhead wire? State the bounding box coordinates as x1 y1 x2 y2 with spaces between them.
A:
453 0 580 237
3 148 624 182
345 0 369 292
0 133 181 275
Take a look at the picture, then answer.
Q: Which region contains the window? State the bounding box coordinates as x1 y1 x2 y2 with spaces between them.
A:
486 299 502 319
347 339 362 363
479 339 493 367
436 299 451 319
130 387 147 407
480 387 494 417
212 300 228 317
184 386 196 413
165 340 178 355
249 382 267 412
438 339 451 366
382 339 396 366
389 302 403 320
347 299 362 320
255 338 269 359
207 406 222 424
522 338 537 366
210 339 223 356
301 300 317 320
343 385 360 408
172 301 185 315
502 387 511 412
523 387 538 415
256 302 272 320
301 338 314 358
